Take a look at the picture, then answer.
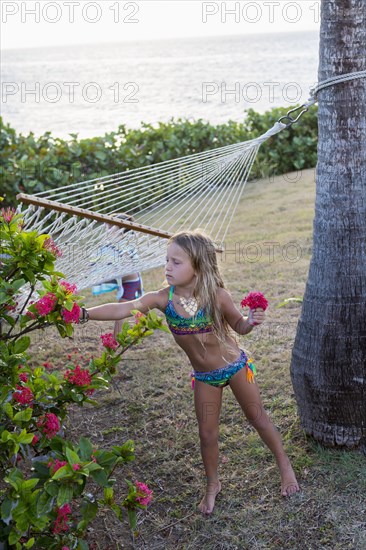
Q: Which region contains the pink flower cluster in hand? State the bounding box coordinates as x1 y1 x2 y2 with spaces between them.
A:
1 207 16 223
37 413 60 439
60 280 77 294
13 385 34 405
61 302 81 324
43 237 62 258
241 291 269 311
48 458 67 475
64 365 92 386
100 333 118 350
135 481 153 507
34 292 57 316
52 503 72 534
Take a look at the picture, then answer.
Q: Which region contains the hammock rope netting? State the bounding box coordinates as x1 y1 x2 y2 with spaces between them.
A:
16 70 366 292
18 122 286 290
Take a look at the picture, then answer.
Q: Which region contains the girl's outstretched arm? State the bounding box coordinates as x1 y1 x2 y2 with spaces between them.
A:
218 288 265 335
83 291 164 321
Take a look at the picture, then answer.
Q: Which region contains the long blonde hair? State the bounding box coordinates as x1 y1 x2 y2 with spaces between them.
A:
169 231 231 342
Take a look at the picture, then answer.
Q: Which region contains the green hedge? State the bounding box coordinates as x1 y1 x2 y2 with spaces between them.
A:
0 106 318 206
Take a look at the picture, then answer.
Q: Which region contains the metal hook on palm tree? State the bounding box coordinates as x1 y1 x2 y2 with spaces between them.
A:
277 103 314 128
277 69 366 129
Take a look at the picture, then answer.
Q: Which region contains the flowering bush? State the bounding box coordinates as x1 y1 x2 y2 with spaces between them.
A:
0 204 169 549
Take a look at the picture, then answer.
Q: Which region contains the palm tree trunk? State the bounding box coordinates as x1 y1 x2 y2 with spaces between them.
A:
290 0 366 448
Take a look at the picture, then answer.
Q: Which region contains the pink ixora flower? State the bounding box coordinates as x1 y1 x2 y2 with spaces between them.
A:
72 463 81 471
240 291 269 311
13 385 34 405
19 372 28 383
37 413 60 439
34 292 57 316
43 361 53 369
61 302 81 324
52 503 72 534
135 481 153 507
48 458 67 475
134 311 145 323
26 310 36 319
64 365 92 387
100 333 118 351
32 435 39 445
43 237 62 258
1 207 16 223
60 280 77 295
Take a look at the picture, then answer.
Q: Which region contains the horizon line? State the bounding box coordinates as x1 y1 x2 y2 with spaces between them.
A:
2 27 319 52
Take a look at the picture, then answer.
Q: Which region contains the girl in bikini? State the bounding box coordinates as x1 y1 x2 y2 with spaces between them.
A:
80 231 300 514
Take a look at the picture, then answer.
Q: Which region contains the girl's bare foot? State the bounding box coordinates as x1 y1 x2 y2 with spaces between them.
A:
279 459 300 496
198 479 221 514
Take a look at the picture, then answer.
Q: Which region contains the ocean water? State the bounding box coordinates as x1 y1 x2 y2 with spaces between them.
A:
2 31 319 139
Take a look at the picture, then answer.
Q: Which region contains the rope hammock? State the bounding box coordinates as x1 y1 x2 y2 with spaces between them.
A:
16 70 366 292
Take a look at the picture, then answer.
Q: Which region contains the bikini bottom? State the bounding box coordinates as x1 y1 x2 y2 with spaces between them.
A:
191 349 256 388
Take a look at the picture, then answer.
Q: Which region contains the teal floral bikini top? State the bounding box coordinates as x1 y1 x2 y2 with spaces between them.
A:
165 286 213 336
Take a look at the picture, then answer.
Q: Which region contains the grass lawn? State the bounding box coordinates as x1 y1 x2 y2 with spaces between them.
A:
28 168 366 549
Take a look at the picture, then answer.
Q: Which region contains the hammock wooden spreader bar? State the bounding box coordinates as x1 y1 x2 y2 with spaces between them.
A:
16 193 173 239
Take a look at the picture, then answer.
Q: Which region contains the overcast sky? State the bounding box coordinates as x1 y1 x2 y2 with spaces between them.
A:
1 1 320 50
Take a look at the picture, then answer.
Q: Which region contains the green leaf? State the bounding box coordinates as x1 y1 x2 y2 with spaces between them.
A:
104 487 114 503
8 529 21 545
127 508 137 530
43 261 54 272
56 483 73 506
17 430 34 444
13 408 33 423
90 469 110 487
45 482 58 497
77 540 89 550
113 439 135 463
36 491 55 516
84 462 102 473
2 314 16 327
78 436 93 460
1 497 16 525
1 430 11 442
111 503 123 521
12 278 26 291
20 478 39 492
66 446 80 465
95 151 107 161
3 402 14 419
65 323 73 337
13 336 31 354
80 498 98 523
64 299 74 311
24 538 35 549
51 465 69 480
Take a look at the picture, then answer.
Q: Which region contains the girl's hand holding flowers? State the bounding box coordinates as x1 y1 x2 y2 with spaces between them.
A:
241 291 268 326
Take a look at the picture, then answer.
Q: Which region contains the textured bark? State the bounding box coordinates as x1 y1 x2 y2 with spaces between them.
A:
290 0 366 448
